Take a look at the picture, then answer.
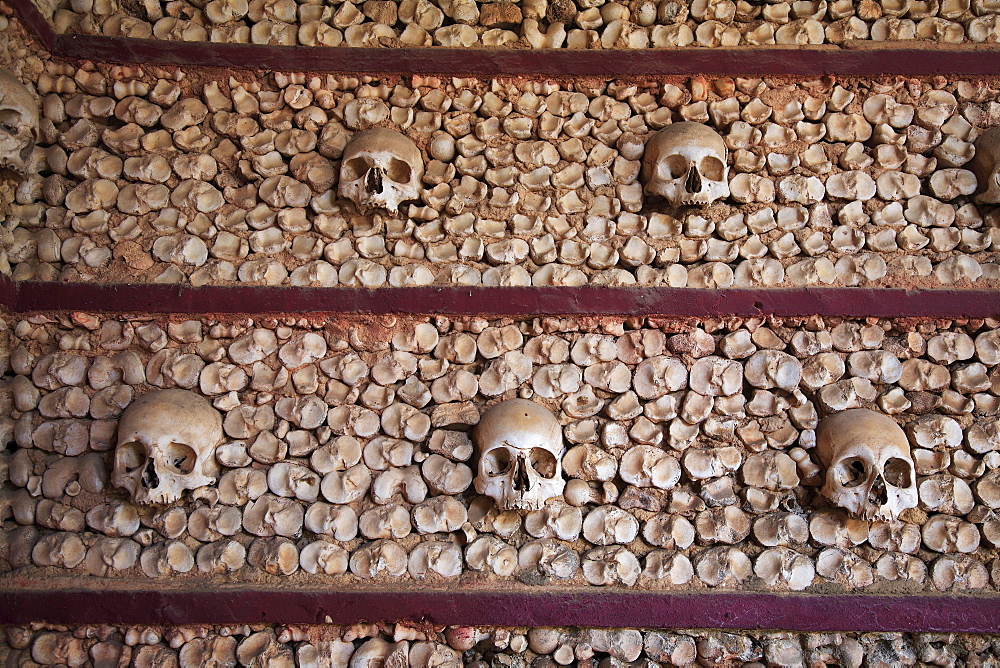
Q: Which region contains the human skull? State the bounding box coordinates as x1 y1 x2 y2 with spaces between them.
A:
641 121 730 205
969 126 1000 204
815 408 917 521
0 69 39 179
113 389 223 504
473 399 566 512
338 128 423 214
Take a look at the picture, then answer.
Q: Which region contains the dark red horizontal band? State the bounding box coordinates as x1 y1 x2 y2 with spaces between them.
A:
1 588 999 632
6 279 1000 318
9 0 1000 76
53 37 1000 77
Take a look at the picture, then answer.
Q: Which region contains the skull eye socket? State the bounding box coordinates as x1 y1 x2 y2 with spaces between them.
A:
483 448 513 476
664 154 688 179
0 109 22 133
529 448 557 479
699 156 726 181
163 442 198 475
342 157 372 181
883 457 912 487
835 457 868 488
387 158 413 184
117 441 146 473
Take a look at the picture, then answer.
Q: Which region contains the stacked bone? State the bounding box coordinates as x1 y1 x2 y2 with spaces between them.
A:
39 0 1000 47
4 313 1000 591
2 623 999 666
1 47 1000 288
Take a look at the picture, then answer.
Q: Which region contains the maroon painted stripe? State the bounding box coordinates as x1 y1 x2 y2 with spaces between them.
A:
52 37 1000 77
10 282 1000 318
1 589 999 632
8 0 1000 77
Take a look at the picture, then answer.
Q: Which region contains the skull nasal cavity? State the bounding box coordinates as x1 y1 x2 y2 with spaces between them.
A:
141 458 159 489
686 166 702 194
868 474 888 506
365 167 383 194
513 456 529 492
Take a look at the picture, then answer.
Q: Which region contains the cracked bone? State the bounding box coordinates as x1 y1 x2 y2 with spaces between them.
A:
816 408 917 521
113 389 223 505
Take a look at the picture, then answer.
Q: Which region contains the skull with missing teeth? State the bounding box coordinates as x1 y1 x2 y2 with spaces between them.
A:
641 121 730 206
816 408 917 521
113 389 223 505
0 69 38 180
474 399 566 512
339 128 423 214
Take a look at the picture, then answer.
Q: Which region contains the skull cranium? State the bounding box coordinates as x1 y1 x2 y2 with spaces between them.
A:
969 126 1000 204
473 399 566 512
338 128 423 214
113 389 223 505
816 408 917 521
641 121 730 206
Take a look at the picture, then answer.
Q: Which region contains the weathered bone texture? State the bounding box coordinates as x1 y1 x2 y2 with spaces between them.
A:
339 128 423 214
970 127 1000 204
0 69 38 179
641 122 730 205
5 624 1000 667
113 389 223 504
816 408 917 521
474 399 566 511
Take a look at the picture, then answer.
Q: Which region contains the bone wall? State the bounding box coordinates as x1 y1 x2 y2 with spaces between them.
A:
1 24 1000 289
3 623 1000 666
30 0 1000 47
3 312 1000 592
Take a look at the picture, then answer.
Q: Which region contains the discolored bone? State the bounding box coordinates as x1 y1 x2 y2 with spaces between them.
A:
816 408 917 521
